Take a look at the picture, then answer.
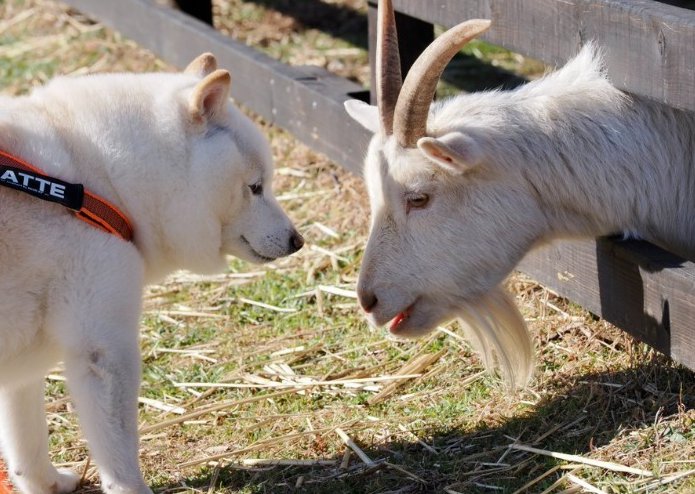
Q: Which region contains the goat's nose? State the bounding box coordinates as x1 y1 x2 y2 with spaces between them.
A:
359 290 378 313
289 231 304 253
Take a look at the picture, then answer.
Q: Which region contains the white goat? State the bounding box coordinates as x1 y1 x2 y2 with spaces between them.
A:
345 0 695 388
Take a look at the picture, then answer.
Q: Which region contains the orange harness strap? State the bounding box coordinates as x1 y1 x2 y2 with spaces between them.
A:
0 149 134 242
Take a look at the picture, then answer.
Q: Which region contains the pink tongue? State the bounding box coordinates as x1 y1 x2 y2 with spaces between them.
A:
390 311 407 332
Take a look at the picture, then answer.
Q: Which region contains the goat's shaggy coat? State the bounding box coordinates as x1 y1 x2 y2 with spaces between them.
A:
347 10 695 389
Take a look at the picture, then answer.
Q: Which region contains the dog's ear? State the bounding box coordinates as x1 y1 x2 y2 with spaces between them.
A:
188 69 231 125
184 52 217 78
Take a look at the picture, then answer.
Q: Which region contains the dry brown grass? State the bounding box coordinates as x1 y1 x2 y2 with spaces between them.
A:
0 1 693 493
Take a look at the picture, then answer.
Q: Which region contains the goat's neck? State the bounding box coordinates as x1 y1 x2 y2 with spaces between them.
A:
510 97 695 259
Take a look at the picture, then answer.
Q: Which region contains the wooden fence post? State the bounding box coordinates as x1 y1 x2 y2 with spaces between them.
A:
171 0 213 25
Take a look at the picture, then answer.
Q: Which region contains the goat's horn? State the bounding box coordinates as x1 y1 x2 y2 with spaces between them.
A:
394 19 491 148
376 0 402 135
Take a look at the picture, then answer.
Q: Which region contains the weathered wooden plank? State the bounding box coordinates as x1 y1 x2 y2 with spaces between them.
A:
391 0 695 113
61 0 369 175
520 239 695 368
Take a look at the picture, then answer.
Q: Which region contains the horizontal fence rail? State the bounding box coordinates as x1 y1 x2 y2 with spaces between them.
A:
60 0 695 370
520 239 695 364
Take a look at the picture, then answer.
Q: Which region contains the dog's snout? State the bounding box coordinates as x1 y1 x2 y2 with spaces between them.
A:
359 290 378 313
289 230 304 253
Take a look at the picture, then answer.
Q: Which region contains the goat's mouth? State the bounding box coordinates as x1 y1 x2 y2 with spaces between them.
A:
240 236 276 263
381 298 456 338
388 302 417 334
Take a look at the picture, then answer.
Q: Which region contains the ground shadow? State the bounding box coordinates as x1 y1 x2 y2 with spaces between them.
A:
155 357 694 493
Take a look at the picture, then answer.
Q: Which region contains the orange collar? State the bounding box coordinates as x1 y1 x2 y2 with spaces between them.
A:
0 149 133 242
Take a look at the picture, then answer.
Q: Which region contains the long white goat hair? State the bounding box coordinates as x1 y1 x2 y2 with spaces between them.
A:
348 3 695 390
457 288 533 390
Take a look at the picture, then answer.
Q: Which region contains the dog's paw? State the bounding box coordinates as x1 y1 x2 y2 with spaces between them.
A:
11 467 80 494
100 478 152 494
52 469 81 494
102 485 152 494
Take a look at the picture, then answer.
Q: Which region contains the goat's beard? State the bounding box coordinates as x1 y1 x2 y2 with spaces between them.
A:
382 285 535 390
456 286 535 390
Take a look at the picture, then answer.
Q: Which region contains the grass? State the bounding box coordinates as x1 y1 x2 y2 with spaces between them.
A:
1 0 695 493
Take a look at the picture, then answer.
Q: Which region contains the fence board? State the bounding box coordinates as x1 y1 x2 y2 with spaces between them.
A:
520 239 695 366
392 0 695 113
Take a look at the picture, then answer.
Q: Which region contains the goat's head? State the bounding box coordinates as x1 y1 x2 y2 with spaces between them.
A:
345 0 535 387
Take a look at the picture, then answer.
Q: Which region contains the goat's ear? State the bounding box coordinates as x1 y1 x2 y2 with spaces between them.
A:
185 52 217 77
189 69 231 125
344 100 380 134
417 133 483 174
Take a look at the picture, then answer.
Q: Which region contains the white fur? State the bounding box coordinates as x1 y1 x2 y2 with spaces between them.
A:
0 58 300 494
346 43 695 389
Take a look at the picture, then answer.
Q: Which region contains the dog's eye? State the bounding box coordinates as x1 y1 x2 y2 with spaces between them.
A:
249 182 263 195
406 193 430 213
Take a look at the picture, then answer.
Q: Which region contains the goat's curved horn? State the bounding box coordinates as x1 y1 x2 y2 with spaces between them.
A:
376 0 402 135
394 19 491 148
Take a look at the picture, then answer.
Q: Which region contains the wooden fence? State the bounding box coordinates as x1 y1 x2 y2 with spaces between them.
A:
60 0 695 371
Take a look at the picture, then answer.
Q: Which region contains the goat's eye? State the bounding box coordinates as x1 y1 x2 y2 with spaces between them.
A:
406 193 430 212
249 182 263 195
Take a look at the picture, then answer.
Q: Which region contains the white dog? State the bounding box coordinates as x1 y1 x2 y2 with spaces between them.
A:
0 53 303 494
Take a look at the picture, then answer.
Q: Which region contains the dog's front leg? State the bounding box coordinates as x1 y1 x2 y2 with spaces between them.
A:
62 331 151 494
54 252 151 494
0 380 81 494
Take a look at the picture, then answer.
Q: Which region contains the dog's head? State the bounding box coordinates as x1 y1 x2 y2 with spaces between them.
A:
182 55 304 268
26 53 303 281
164 53 304 278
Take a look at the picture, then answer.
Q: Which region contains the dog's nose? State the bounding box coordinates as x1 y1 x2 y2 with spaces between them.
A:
289 231 304 253
358 290 378 313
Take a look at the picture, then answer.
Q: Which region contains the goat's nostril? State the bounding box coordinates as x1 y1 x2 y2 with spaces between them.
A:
289 231 304 252
360 291 378 313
